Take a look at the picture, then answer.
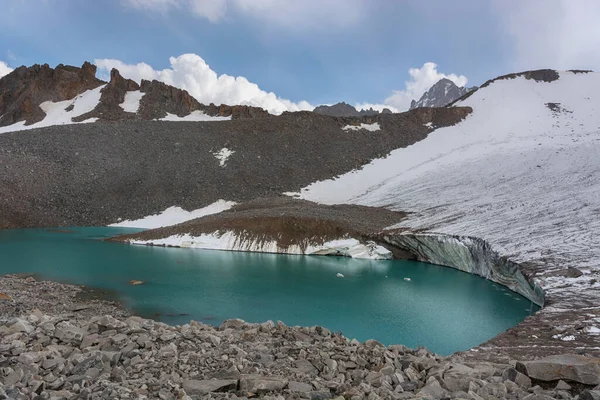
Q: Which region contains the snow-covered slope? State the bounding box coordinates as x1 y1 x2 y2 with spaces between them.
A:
119 90 144 113
110 200 236 229
0 86 105 134
292 70 600 355
159 110 231 122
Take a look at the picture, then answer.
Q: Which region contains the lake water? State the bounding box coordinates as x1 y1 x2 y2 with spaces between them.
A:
0 227 537 355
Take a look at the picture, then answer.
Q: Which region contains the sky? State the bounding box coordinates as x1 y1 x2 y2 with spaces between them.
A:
1 0 599 113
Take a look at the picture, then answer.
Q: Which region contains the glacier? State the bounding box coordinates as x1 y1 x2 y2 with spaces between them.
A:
293 71 600 360
130 232 392 260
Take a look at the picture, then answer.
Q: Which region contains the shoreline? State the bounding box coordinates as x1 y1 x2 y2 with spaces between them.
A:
1 274 599 399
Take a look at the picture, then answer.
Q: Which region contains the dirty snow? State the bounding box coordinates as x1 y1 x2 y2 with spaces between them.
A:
119 90 144 113
110 200 236 229
159 111 231 122
213 148 234 167
131 234 392 260
342 123 380 132
0 85 105 134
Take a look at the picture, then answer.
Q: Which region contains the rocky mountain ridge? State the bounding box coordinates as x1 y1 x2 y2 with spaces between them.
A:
313 102 392 117
410 78 476 109
0 62 269 129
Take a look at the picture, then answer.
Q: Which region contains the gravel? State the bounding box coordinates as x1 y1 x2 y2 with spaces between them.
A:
0 108 470 229
2 276 598 399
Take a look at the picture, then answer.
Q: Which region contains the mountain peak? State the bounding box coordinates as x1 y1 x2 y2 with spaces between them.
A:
409 78 475 110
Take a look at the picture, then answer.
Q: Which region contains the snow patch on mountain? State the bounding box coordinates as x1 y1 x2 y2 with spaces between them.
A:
130 233 392 260
119 90 144 113
110 200 236 229
159 110 231 122
0 85 105 134
342 123 381 132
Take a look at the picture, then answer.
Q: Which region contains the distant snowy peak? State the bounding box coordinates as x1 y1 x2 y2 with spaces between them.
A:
410 78 476 110
314 102 392 117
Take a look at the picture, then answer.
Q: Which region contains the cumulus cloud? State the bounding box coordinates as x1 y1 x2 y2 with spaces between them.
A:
0 61 13 78
95 54 312 115
381 62 468 111
122 0 365 27
494 0 600 71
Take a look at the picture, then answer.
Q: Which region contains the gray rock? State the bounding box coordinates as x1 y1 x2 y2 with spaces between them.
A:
293 359 318 375
288 381 313 392
477 382 507 399
220 319 246 330
580 390 600 400
516 354 600 385
502 367 532 388
54 322 85 345
158 343 178 358
416 378 449 399
97 315 127 331
239 374 288 394
308 391 333 400
182 379 237 396
522 394 558 400
0 318 34 334
555 380 572 390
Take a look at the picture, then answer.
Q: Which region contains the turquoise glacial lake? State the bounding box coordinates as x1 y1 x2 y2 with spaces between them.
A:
0 227 537 355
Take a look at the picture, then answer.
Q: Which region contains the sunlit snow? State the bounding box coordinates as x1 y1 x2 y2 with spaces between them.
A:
0 85 105 134
110 200 236 229
342 123 381 132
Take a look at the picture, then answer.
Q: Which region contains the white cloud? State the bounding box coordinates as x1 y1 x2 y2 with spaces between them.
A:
382 62 468 111
122 0 365 27
231 0 364 29
0 61 13 78
95 54 312 115
189 0 227 22
494 0 600 71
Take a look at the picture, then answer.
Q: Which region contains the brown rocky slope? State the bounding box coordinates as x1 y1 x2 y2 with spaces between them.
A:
0 62 269 128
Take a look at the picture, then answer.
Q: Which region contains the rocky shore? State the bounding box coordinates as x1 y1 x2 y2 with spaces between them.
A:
1 275 600 400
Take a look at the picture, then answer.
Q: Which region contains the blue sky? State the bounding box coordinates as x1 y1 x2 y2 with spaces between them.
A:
1 0 598 112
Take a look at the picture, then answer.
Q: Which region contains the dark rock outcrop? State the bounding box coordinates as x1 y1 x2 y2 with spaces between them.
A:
410 78 475 110
0 62 104 127
137 79 203 120
0 61 270 127
448 69 562 106
313 102 392 117
73 68 140 122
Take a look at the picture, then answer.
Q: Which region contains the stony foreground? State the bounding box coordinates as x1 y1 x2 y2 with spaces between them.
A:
1 277 600 400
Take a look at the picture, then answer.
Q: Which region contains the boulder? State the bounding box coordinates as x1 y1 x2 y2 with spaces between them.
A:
502 367 532 388
288 381 313 393
0 318 33 334
415 378 449 399
239 374 288 394
54 322 85 345
580 390 600 400
182 379 237 396
516 354 600 385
